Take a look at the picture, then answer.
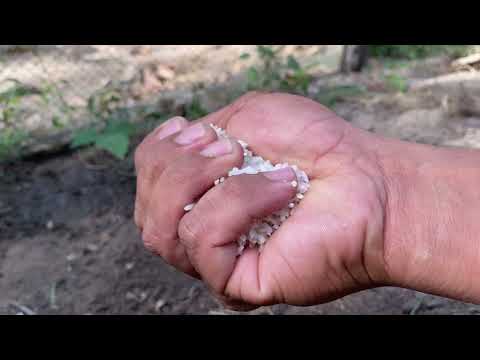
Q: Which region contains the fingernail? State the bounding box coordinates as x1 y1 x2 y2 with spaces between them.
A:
156 117 186 140
263 167 296 182
200 139 233 158
174 123 206 145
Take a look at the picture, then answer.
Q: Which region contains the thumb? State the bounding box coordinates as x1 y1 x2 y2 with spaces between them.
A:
178 167 297 304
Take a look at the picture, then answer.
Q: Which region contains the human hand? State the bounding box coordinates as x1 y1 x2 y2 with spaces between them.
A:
134 92 394 310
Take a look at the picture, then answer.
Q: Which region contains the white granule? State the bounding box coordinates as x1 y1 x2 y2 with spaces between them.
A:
183 203 195 212
185 124 310 255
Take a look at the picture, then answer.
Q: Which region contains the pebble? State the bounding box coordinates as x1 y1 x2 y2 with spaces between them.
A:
85 244 99 253
66 253 77 262
46 220 54 230
155 299 166 312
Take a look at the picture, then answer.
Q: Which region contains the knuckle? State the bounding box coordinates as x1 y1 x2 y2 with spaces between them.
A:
142 230 176 265
134 140 164 177
162 164 192 187
141 229 165 256
220 177 245 201
178 211 207 252
148 162 164 183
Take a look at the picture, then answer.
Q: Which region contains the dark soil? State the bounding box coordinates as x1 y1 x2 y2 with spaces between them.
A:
2 147 480 315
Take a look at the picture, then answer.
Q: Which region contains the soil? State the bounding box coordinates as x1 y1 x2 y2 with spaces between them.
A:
2 48 480 315
3 150 480 315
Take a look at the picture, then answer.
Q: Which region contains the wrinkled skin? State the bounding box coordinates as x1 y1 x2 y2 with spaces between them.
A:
134 92 391 310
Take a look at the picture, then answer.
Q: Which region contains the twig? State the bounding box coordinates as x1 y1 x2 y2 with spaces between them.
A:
208 310 237 315
49 282 59 310
409 297 424 315
264 307 275 315
8 301 36 315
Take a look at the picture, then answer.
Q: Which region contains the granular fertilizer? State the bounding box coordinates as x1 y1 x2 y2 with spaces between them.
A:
184 124 310 254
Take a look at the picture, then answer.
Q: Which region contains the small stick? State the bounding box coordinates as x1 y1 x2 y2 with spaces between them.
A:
8 301 36 315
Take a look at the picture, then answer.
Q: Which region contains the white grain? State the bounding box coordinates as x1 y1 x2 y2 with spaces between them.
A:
184 203 195 211
209 124 310 254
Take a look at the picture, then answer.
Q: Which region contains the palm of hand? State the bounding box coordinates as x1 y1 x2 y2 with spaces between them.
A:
202 92 388 305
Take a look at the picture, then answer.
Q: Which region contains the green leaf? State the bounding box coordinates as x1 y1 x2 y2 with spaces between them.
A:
185 98 208 120
0 128 27 159
71 128 98 148
0 83 40 103
317 86 365 107
385 74 408 92
257 45 275 59
95 132 130 159
287 55 301 70
240 53 250 60
52 116 64 129
247 67 259 87
104 119 136 137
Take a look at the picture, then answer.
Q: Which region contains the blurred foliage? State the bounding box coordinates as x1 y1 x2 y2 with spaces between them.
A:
384 74 408 93
369 45 471 60
71 87 211 159
0 80 41 159
71 118 136 160
316 85 365 107
0 80 41 125
71 88 136 160
10 45 477 162
241 45 313 95
184 96 208 120
0 79 76 160
0 128 27 159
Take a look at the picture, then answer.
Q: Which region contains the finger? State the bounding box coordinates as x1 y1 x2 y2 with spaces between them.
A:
134 117 217 230
134 116 189 174
142 137 244 276
134 116 189 229
178 167 297 303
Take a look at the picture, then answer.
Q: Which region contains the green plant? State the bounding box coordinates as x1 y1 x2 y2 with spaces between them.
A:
1 79 72 133
316 85 365 107
385 74 408 93
70 84 137 160
0 80 41 124
184 97 208 120
0 80 42 159
71 118 136 160
40 80 74 128
0 127 27 159
87 86 121 117
369 45 471 60
241 46 313 95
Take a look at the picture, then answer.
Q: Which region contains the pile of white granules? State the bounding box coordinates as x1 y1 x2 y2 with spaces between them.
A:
184 124 310 255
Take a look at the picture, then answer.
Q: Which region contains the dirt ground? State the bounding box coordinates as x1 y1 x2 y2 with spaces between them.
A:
2 46 480 314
